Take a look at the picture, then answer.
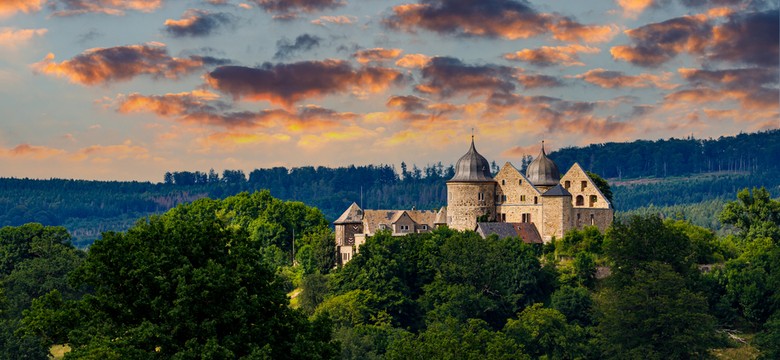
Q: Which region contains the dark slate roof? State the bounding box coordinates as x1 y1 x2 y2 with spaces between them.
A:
449 138 494 182
542 184 572 197
334 202 363 224
475 222 543 244
526 141 561 187
475 222 518 239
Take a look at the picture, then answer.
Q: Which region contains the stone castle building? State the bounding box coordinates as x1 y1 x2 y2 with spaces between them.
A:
334 138 614 264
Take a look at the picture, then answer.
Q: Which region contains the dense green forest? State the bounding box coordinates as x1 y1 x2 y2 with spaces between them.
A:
1 130 778 247
2 188 780 358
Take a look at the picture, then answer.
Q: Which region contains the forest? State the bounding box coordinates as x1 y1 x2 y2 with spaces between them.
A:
1 187 779 358
1 129 778 247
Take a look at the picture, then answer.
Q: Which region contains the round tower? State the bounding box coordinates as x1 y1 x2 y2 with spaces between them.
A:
526 141 561 192
446 137 496 231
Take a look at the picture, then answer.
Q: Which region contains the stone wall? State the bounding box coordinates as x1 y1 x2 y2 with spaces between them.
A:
446 181 496 231
571 208 613 233
542 195 573 242
561 163 611 209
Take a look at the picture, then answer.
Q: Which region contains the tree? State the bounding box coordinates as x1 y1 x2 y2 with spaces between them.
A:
597 262 717 359
719 187 780 243
504 304 587 359
586 171 613 204
550 286 594 327
21 195 338 359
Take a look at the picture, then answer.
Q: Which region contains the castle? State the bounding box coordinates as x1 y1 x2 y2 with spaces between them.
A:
334 138 614 264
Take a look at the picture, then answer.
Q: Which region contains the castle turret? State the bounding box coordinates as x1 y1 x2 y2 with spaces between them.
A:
446 137 496 231
526 141 560 192
541 184 572 242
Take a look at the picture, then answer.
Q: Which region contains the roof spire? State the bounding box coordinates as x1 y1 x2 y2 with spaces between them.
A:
541 140 546 155
471 127 474 142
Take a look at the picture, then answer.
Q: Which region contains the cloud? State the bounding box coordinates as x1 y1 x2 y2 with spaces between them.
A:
671 67 779 110
164 9 235 37
515 74 564 89
0 27 47 48
71 140 149 161
273 34 321 59
49 0 164 17
576 68 677 89
415 56 519 98
611 10 778 67
1 144 65 159
386 95 429 112
353 48 403 64
709 10 779 66
383 0 616 43
31 43 227 86
195 132 292 153
205 60 404 106
395 53 431 68
250 0 344 13
610 14 711 67
311 15 357 26
504 44 599 67
0 0 44 17
616 0 657 18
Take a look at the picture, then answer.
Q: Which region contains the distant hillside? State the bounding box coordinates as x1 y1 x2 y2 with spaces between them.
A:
549 129 780 179
2 130 778 247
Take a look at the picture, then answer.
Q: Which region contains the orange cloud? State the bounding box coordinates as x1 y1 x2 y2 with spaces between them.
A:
1 144 65 159
576 68 677 89
0 0 44 17
504 44 600 67
0 27 46 48
71 140 149 162
311 15 356 26
50 0 163 17
611 15 711 67
395 53 431 69
616 0 655 18
384 0 615 43
32 43 225 86
195 131 291 153
353 48 403 64
205 60 404 106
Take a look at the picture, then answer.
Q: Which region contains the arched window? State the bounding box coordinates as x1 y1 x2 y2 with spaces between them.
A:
534 196 538 204
576 195 584 206
502 179 505 185
589 195 597 207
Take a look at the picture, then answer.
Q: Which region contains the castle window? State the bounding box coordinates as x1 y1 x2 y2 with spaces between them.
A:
502 179 505 185
422 225 428 230
501 195 507 202
400 225 410 232
522 213 532 223
581 181 587 191
564 180 570 189
521 195 526 202
577 213 581 225
519 180 522 185
576 195 584 206
590 214 595 225
589 195 597 207
501 213 506 222
478 192 484 201
534 196 538 204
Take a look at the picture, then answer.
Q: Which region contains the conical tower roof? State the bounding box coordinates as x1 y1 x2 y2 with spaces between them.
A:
449 137 493 182
526 141 560 187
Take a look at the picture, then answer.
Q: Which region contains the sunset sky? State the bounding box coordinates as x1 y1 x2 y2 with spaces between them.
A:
0 0 778 181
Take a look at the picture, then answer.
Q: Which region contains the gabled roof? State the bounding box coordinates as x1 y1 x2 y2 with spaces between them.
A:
542 184 572 197
562 162 613 208
434 206 447 224
475 222 543 244
334 202 363 224
496 162 542 195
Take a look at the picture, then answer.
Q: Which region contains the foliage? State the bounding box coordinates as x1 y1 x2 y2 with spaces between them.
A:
551 286 594 327
504 304 588 360
386 317 528 360
599 215 718 359
586 171 613 203
719 187 780 243
19 193 338 359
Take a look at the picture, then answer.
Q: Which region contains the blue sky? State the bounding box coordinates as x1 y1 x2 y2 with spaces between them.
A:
0 0 777 181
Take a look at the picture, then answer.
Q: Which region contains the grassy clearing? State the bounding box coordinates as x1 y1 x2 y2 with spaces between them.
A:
711 332 760 360
49 344 71 359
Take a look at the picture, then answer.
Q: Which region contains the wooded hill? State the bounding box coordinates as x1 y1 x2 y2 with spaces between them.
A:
1 130 778 247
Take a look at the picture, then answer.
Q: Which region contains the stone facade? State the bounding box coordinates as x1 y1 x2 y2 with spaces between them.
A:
334 140 614 264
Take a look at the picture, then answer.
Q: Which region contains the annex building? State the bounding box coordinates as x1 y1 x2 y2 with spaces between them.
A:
334 138 614 264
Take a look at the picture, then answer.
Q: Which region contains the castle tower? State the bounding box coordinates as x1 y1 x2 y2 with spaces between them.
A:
526 141 561 193
541 184 573 242
446 137 496 231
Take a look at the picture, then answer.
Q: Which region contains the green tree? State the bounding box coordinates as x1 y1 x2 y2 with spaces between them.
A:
21 196 337 359
551 286 594 327
504 303 587 360
719 187 780 243
597 262 717 359
586 171 613 204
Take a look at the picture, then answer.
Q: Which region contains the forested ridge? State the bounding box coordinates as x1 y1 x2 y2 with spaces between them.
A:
1 130 778 246
2 188 780 358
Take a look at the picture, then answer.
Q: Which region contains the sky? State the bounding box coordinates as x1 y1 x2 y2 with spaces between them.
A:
0 0 778 182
